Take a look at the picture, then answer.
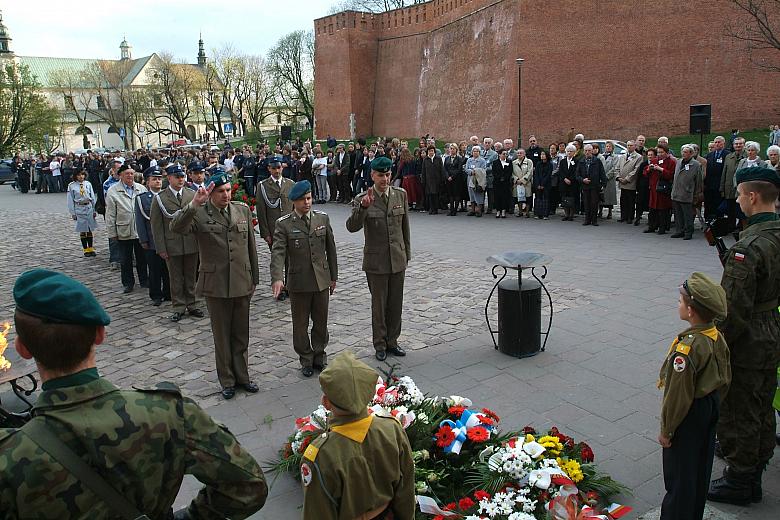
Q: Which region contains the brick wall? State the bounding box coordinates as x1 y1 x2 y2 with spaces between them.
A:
314 0 780 144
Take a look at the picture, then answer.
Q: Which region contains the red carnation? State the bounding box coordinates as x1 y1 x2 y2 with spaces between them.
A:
482 407 500 422
448 405 466 417
474 490 491 501
435 425 456 448
579 442 595 463
250 205 255 211
458 497 475 510
443 502 456 511
242 195 248 201
433 516 444 520
522 425 537 435
467 425 490 443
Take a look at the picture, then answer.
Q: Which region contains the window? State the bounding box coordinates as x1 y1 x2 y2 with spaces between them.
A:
153 94 162 107
64 95 75 109
96 95 106 110
276 113 282 124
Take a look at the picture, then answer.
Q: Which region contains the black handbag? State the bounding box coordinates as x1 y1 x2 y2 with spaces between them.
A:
656 177 672 195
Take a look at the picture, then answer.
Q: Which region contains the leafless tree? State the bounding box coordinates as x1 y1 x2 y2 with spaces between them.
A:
267 30 315 129
236 54 275 134
727 0 780 72
49 69 94 149
145 53 205 140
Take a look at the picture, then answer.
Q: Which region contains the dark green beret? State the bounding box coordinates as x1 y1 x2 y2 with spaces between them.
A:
683 272 727 321
210 168 230 187
735 166 780 187
13 269 111 326
289 180 311 201
370 156 393 173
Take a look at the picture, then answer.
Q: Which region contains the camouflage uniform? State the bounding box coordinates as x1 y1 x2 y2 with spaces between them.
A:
0 373 267 519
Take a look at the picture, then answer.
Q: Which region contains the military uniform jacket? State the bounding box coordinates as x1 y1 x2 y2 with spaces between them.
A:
134 191 158 250
270 210 338 292
658 324 731 438
0 378 268 519
301 413 416 520
150 187 199 257
256 176 294 239
719 217 780 369
346 186 411 274
170 200 260 298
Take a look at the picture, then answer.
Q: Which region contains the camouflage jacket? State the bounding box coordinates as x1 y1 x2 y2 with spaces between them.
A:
0 377 267 519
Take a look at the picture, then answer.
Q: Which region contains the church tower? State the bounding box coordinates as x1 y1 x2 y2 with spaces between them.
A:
197 33 206 67
0 10 13 57
120 36 131 60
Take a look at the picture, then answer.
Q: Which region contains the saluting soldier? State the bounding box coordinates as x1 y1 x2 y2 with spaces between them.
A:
170 169 260 400
1 269 268 518
709 166 780 505
270 180 338 377
301 351 415 520
657 272 730 520
150 163 203 322
346 156 411 361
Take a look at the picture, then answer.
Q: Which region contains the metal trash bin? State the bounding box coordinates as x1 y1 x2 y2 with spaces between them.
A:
497 277 542 357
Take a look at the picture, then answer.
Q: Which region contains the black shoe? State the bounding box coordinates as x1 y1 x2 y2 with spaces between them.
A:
241 381 259 393
221 386 236 400
752 469 764 503
170 312 185 322
152 299 162 306
670 233 684 238
375 350 387 361
643 228 656 233
683 235 693 240
302 366 314 377
313 360 328 371
188 308 204 318
386 346 406 357
582 222 590 226
708 470 752 505
657 230 667 235
123 286 133 293
591 222 599 226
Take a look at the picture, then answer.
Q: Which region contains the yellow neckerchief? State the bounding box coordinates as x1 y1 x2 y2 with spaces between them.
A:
79 181 85 196
330 415 374 443
657 325 719 388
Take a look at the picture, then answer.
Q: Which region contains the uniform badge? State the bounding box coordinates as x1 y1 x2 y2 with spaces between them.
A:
734 252 745 262
673 356 686 372
301 462 313 487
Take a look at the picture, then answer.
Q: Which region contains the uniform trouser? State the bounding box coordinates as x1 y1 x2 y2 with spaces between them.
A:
145 249 170 302
289 289 330 368
166 253 200 313
315 175 329 202
716 367 777 474
583 188 600 224
672 201 694 237
205 294 251 388
118 239 148 288
661 392 719 520
366 271 405 352
703 189 722 220
619 188 636 222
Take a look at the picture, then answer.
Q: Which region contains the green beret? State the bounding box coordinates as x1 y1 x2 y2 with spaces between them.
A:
13 269 111 326
683 272 727 321
734 166 780 187
210 168 230 188
319 351 377 416
370 156 393 173
288 180 311 201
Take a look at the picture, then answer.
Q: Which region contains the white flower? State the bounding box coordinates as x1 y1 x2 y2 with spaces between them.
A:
522 441 545 458
479 501 500 517
446 395 473 407
528 469 554 490
417 412 429 424
508 513 536 520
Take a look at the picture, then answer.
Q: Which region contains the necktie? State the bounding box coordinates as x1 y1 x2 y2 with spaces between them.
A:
176 192 182 203
220 208 228 220
303 214 310 229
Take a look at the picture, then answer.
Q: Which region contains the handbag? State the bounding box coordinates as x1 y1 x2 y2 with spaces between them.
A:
656 177 672 195
516 185 526 201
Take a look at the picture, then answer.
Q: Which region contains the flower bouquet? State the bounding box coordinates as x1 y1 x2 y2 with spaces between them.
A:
230 179 257 228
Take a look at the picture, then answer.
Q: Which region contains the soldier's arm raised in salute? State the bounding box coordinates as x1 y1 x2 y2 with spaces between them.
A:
345 189 374 232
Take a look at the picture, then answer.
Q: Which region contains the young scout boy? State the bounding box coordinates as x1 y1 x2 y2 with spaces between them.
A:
658 272 731 520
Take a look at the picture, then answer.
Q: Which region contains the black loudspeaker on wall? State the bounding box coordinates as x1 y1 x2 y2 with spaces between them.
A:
690 104 711 134
280 126 292 141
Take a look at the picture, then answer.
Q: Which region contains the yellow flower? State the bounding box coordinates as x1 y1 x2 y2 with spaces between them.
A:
525 434 536 443
538 436 563 456
556 457 584 483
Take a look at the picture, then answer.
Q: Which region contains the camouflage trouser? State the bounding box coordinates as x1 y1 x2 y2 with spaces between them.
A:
716 367 777 474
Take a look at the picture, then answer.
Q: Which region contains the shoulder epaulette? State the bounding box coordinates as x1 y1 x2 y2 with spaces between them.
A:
131 381 182 397
231 200 248 207
278 213 293 221
675 335 693 356
312 209 327 215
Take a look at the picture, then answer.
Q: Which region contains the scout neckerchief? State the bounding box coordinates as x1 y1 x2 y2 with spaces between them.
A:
657 326 718 388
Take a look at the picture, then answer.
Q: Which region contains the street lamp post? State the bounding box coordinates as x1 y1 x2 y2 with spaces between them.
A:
516 57 524 146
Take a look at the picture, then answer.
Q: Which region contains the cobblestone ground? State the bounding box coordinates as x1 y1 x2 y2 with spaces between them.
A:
0 192 777 519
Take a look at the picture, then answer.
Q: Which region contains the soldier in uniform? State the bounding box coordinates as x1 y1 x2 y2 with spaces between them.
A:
151 163 203 322
301 351 415 520
188 161 207 191
0 269 268 518
658 272 730 520
170 169 260 400
257 156 295 300
347 156 411 361
270 180 338 377
709 166 780 504
135 166 170 306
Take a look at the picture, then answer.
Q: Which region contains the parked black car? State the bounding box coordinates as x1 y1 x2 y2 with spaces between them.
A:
0 159 15 184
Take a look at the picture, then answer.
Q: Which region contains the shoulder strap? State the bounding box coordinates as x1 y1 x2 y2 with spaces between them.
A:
22 418 149 520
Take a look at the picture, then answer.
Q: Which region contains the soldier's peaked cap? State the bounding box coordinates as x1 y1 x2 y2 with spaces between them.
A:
166 163 185 176
319 352 377 415
288 180 311 201
14 269 111 326
143 165 162 178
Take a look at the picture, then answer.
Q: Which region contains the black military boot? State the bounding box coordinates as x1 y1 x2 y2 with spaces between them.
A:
751 466 764 503
708 467 752 505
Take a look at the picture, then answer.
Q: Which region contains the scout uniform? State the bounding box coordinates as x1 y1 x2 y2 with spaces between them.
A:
346 157 412 361
709 166 780 504
301 352 415 520
135 166 170 305
658 272 730 520
270 180 338 376
150 163 202 321
1 269 268 518
66 175 98 256
170 170 260 400
256 156 294 243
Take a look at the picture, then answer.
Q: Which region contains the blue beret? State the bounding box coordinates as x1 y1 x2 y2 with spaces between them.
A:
289 180 311 200
166 163 185 176
370 156 393 173
735 165 780 187
188 161 204 172
143 166 162 178
210 167 230 187
14 269 111 326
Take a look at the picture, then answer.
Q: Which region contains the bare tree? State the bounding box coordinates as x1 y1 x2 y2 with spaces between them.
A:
49 69 94 149
727 0 780 71
237 54 275 134
146 53 205 140
79 60 139 149
329 0 425 13
268 30 315 129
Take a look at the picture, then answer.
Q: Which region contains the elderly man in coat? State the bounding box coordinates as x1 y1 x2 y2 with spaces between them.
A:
106 164 148 293
670 144 703 240
616 140 643 223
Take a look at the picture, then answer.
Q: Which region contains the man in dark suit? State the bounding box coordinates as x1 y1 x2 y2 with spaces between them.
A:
704 136 727 220
334 144 351 203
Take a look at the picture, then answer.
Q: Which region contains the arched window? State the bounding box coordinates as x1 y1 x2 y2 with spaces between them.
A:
75 125 93 135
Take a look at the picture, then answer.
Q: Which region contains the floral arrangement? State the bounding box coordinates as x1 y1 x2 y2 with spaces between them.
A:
268 372 630 520
230 176 258 228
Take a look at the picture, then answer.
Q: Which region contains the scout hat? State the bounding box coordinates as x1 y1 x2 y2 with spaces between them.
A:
288 180 311 201
370 156 393 173
143 165 162 178
166 163 185 176
682 272 727 321
209 167 230 187
319 351 377 415
734 165 780 187
14 269 111 326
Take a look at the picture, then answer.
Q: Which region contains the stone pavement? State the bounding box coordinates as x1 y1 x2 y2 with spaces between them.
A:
0 187 777 519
